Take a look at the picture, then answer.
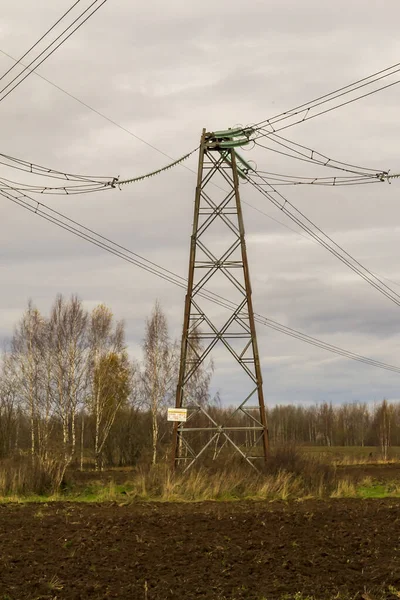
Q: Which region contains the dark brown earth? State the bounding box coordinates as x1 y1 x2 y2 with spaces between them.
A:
1 499 400 600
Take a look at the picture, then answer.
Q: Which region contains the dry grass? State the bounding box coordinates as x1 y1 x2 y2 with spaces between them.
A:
330 479 358 498
3 445 398 502
81 467 311 503
0 455 65 496
0 450 338 502
124 465 304 502
73 448 338 503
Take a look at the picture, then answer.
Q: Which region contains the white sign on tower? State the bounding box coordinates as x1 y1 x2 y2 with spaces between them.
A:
167 408 188 422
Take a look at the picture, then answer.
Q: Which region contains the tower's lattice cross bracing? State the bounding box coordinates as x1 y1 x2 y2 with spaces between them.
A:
171 128 269 472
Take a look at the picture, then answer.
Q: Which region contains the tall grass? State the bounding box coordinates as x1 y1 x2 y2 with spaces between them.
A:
0 455 65 496
123 464 302 502
68 446 338 502
0 446 350 502
70 465 319 502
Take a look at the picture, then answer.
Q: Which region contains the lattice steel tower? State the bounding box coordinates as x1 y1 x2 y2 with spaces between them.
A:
171 128 269 471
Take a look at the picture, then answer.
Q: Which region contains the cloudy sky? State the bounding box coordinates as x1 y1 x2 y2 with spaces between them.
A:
1 0 400 407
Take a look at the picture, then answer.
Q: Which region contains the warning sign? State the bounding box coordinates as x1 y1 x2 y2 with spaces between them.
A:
167 408 188 422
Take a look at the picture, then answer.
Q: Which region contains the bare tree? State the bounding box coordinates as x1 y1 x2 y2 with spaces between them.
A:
142 301 176 465
0 352 20 458
184 327 214 407
318 402 335 447
375 399 393 460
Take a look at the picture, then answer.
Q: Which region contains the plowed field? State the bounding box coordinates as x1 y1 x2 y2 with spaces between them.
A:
0 499 399 599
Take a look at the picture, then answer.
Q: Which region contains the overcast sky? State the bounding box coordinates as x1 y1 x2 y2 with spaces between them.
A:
1 0 400 407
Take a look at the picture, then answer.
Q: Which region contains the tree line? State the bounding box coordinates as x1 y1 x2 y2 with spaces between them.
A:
0 294 398 471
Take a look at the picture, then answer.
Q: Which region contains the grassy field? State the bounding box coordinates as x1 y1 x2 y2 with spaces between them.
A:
1 446 400 503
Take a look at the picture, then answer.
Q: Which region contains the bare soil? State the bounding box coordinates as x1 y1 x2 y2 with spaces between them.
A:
0 499 399 600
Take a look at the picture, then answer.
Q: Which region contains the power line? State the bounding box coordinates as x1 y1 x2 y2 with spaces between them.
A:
252 172 381 187
251 61 400 134
0 44 202 189
0 151 114 183
252 315 400 375
241 187 400 291
258 133 386 175
3 144 397 296
254 139 381 175
1 182 399 375
254 135 387 177
0 0 83 83
2 143 398 298
0 148 197 195
0 178 112 196
246 171 400 309
117 149 198 186
253 60 400 128
256 77 400 135
3 25 400 308
1 42 396 209
3 34 383 196
0 0 108 104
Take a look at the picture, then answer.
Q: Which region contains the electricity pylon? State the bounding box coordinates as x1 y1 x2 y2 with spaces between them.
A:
171 127 269 472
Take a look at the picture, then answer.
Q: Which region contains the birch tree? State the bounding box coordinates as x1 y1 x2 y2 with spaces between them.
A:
11 301 46 461
91 352 131 468
49 295 88 467
142 301 176 465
